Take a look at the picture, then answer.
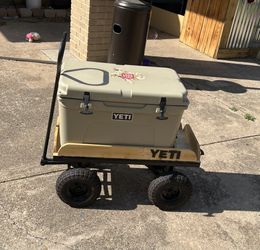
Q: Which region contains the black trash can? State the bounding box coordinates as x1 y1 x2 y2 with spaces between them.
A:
108 0 152 65
50 0 71 9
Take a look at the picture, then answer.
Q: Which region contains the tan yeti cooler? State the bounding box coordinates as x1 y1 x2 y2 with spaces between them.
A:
58 60 189 147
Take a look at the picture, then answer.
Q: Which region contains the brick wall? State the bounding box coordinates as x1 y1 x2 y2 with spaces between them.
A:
70 0 114 61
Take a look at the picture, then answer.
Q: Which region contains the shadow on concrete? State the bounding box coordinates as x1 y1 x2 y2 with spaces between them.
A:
0 20 70 42
180 168 260 216
89 165 260 214
181 78 260 93
147 27 177 40
91 165 152 211
147 56 260 82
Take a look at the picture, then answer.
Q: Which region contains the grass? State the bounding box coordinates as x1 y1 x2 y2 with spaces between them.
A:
229 106 256 122
244 113 256 122
230 106 238 112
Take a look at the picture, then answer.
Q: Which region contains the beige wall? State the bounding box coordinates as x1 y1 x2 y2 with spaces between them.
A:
151 6 184 37
70 0 114 62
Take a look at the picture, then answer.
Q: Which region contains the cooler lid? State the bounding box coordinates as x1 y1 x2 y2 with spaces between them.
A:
115 0 152 10
58 59 188 106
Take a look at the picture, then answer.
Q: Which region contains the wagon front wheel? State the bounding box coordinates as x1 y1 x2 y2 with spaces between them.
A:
56 168 101 208
148 172 192 211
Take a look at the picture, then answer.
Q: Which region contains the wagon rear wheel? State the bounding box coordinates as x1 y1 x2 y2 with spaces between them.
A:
148 172 192 211
56 168 101 208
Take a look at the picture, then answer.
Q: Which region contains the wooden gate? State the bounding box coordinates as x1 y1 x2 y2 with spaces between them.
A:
180 0 238 58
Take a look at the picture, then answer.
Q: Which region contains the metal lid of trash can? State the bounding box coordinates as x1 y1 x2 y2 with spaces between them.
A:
115 0 152 10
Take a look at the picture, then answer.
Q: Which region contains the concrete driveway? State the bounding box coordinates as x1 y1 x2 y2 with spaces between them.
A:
0 21 259 249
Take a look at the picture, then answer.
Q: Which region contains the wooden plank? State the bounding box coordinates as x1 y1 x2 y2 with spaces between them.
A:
180 0 200 46
180 0 240 58
197 0 218 53
204 0 223 55
217 48 250 59
189 0 210 49
196 0 210 52
208 0 230 57
219 0 239 49
54 124 201 163
180 0 193 42
57 143 199 162
53 117 60 156
183 125 201 161
249 48 260 57
185 0 201 46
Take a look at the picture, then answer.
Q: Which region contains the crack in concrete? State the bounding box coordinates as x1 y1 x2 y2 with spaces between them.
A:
201 134 260 147
0 202 73 249
26 233 74 250
0 57 56 65
0 169 63 185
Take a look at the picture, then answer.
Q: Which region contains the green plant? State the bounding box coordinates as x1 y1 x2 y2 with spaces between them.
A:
244 113 256 122
230 106 238 112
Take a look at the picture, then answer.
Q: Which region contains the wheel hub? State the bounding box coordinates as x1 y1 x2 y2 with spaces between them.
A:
161 187 180 200
69 181 89 198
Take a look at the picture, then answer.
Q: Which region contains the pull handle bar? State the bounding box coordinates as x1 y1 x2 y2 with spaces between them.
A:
41 32 67 165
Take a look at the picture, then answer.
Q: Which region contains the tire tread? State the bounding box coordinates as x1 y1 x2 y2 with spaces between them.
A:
148 172 192 211
56 168 101 208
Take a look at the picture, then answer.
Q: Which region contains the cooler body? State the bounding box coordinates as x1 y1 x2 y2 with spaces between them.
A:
59 98 186 147
58 60 189 147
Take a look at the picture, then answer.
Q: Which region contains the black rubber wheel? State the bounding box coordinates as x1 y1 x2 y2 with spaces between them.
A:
148 172 192 211
56 168 101 208
147 165 174 176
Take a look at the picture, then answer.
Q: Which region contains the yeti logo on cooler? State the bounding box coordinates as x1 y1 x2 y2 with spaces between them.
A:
112 113 133 121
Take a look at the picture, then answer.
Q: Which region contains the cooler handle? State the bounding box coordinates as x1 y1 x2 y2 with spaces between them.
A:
156 97 168 120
